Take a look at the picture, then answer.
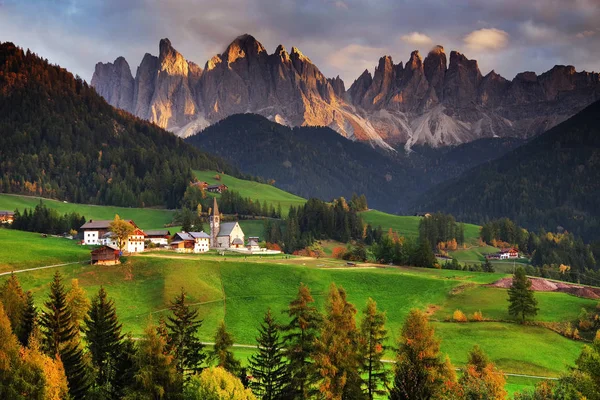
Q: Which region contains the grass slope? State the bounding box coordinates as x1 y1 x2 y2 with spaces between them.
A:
0 229 89 273
360 210 481 242
194 170 306 215
0 194 174 230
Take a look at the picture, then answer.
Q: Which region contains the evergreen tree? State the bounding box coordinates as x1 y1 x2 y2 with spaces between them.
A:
314 283 364 400
211 320 241 375
19 290 37 347
39 272 90 399
390 309 455 400
283 283 322 399
508 267 539 322
458 346 507 400
248 309 289 400
0 273 26 340
84 287 128 397
359 298 389 400
166 288 206 377
128 319 182 399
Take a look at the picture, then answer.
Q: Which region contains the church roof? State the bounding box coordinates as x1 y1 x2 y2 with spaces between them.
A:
217 222 239 237
212 197 219 217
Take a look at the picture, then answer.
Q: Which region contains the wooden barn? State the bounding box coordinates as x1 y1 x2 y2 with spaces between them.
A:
91 245 120 265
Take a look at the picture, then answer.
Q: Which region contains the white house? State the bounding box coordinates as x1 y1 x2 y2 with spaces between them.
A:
170 231 211 253
99 228 146 253
145 230 171 246
81 219 145 253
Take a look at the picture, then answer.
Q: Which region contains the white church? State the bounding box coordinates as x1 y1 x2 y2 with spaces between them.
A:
210 198 246 249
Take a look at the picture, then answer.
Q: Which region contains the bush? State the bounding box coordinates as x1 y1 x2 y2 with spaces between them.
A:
332 246 347 259
184 367 255 400
453 310 468 322
471 311 484 321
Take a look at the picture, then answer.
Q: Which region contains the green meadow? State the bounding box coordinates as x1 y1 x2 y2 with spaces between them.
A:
193 170 306 215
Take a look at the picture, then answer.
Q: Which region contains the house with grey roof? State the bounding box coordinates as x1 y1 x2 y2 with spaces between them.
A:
170 231 211 253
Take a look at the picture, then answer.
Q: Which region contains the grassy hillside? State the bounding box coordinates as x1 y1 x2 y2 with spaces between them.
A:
194 170 306 215
360 210 481 242
5 249 586 380
0 229 89 273
0 194 175 230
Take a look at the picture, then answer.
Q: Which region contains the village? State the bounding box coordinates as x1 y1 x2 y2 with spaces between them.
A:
86 198 280 266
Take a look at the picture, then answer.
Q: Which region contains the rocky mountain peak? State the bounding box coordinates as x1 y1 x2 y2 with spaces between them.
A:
274 44 290 62
423 45 447 99
91 56 134 113
223 33 267 64
158 38 188 76
328 75 346 97
406 50 423 70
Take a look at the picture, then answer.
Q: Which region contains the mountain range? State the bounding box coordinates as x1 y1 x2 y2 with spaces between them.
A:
92 34 600 149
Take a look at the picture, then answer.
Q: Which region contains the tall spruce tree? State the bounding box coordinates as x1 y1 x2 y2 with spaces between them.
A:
314 283 364 400
359 298 389 400
166 288 206 377
84 287 126 397
390 309 455 400
249 309 289 400
283 283 322 399
18 290 37 347
211 320 241 375
39 272 90 399
508 267 539 322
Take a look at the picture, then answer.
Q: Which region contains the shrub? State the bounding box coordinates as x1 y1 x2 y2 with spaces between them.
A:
453 310 468 322
184 367 256 400
332 246 347 259
471 311 484 321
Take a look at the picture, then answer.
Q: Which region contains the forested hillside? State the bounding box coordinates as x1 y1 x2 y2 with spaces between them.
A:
0 42 232 208
187 114 522 213
415 100 600 241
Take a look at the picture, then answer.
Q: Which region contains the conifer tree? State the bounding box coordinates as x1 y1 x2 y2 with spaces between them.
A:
67 278 91 330
508 267 539 322
128 319 181 399
19 290 37 347
314 283 364 400
458 345 507 400
166 288 206 377
249 309 289 400
0 273 26 339
211 320 241 375
283 283 322 399
390 309 455 400
39 272 90 399
359 298 389 400
84 287 126 397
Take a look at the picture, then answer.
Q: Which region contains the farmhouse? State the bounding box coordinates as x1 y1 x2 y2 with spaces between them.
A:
487 247 519 260
0 210 14 224
80 219 146 253
145 230 171 246
99 228 146 253
191 181 209 190
90 245 120 265
170 231 211 253
209 198 245 249
207 184 228 194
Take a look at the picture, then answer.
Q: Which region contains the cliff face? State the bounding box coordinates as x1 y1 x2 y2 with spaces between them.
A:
92 35 600 149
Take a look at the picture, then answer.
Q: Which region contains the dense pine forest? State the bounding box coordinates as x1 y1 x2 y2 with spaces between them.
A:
416 100 600 242
0 42 232 208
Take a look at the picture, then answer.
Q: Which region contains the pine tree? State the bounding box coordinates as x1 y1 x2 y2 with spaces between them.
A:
0 273 26 339
314 283 364 400
283 283 322 399
508 267 539 322
390 309 455 400
166 288 206 377
249 309 289 400
211 320 241 375
39 272 90 399
359 298 389 400
84 287 127 397
18 290 37 347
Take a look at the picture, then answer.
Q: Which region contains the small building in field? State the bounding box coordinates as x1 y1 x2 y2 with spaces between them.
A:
207 184 228 194
91 245 120 265
0 210 15 224
80 219 138 246
170 231 211 253
145 230 171 246
192 181 209 190
486 247 519 260
247 237 261 252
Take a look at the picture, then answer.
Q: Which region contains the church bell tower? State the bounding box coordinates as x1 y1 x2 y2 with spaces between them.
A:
210 197 220 248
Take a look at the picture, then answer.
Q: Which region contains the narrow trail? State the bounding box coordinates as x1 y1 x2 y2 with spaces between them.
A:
0 261 82 276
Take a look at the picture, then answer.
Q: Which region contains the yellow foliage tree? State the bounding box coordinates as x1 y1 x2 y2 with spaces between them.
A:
458 346 507 400
66 279 91 330
453 310 467 322
109 214 134 252
184 367 256 400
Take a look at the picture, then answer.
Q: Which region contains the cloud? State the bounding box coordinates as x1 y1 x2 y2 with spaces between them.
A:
464 28 509 51
576 30 595 39
327 43 387 80
400 32 433 46
519 20 559 43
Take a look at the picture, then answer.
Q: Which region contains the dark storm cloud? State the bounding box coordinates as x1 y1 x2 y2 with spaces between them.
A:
1 0 598 85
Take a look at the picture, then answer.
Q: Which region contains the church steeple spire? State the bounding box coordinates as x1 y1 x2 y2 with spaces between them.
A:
210 197 220 248
212 197 219 218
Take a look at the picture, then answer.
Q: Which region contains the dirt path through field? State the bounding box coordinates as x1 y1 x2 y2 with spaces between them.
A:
0 261 82 276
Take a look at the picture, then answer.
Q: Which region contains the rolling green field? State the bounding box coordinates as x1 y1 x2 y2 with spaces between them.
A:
4 249 587 383
0 229 89 273
360 210 481 242
0 194 174 230
194 170 306 215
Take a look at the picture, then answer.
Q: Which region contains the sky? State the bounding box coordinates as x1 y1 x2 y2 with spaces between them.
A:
1 0 599 85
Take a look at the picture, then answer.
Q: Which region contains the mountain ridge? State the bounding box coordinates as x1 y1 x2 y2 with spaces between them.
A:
92 34 600 149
